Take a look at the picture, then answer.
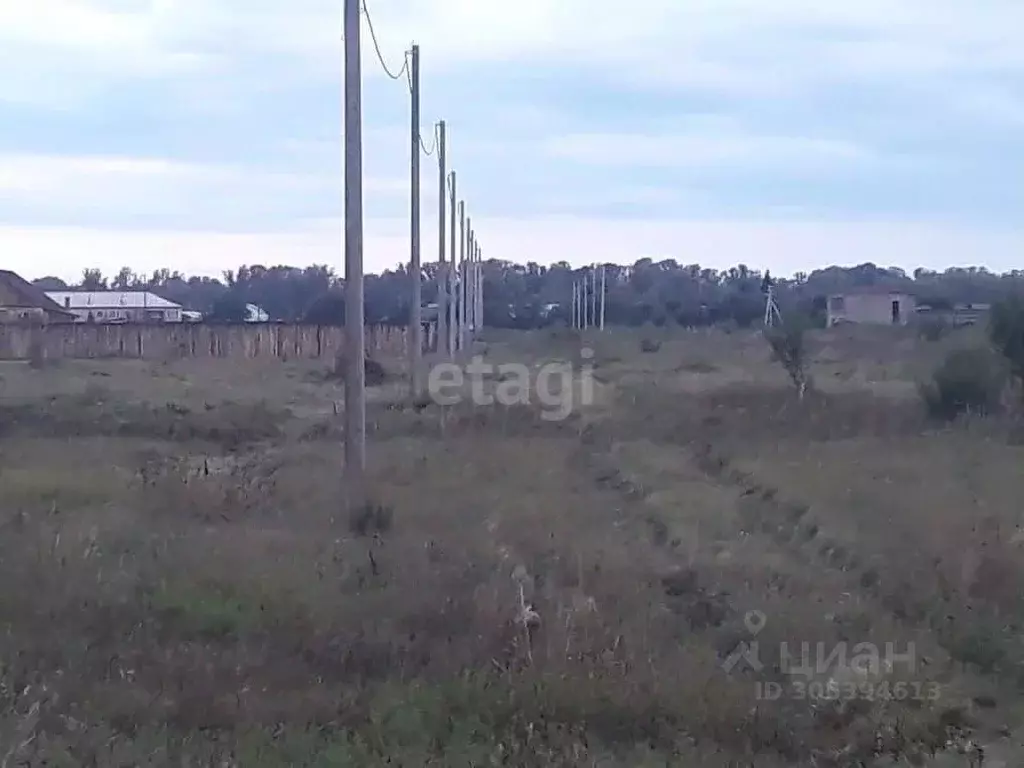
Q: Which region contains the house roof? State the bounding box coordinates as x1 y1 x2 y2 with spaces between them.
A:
0 270 75 315
44 290 181 310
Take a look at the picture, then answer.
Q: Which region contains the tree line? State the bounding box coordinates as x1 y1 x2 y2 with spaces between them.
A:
31 260 1024 328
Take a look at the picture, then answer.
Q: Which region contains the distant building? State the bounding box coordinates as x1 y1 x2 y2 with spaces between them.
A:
540 302 560 318
244 303 269 322
0 270 75 323
950 302 990 326
827 289 917 327
917 301 990 327
45 290 183 323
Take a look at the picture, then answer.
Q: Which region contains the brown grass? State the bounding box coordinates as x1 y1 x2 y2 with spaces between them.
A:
0 326 1021 765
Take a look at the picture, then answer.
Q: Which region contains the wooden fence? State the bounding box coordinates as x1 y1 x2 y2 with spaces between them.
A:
0 322 430 361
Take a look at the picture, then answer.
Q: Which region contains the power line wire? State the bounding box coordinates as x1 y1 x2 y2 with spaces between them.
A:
420 122 437 156
361 0 408 80
361 4 440 160
359 5 480 284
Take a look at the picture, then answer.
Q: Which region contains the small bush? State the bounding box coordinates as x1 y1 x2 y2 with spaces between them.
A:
349 501 395 536
332 354 389 386
364 358 388 386
639 338 661 354
764 316 811 398
917 317 949 342
919 346 1006 421
26 338 46 369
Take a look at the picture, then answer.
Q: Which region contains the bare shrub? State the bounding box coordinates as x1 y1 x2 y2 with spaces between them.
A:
917 316 949 342
348 500 395 537
639 338 660 353
26 338 45 369
331 353 389 386
0 393 285 446
764 316 811 399
919 346 1006 421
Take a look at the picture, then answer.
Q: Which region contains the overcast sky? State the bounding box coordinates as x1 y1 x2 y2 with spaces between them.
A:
1 0 1022 281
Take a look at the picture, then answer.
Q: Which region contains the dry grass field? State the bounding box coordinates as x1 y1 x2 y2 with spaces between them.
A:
1 324 1023 766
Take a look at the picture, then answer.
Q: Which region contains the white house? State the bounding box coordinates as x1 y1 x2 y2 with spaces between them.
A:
45 291 183 324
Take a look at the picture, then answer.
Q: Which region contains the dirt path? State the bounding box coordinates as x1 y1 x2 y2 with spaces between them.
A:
578 411 1023 765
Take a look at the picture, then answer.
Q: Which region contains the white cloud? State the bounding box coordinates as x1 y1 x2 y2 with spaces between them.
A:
543 132 876 172
0 154 229 195
1 1 1021 279
949 84 1024 126
0 152 410 220
0 1 153 52
361 0 1024 79
4 216 1022 283
4 0 1022 100
542 184 702 210
353 0 1024 101
0 0 211 85
0 224 337 280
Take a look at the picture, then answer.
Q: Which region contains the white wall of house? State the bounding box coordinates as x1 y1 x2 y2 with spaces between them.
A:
67 307 182 323
827 293 916 326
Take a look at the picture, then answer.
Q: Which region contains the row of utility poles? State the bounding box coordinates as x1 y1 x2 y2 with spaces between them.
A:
410 102 485 400
343 0 485 504
572 264 606 330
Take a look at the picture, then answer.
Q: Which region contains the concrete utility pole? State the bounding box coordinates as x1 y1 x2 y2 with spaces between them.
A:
583 279 588 329
448 171 457 354
599 265 606 330
581 271 587 328
576 276 582 329
580 279 585 328
342 0 366 497
475 237 483 331
409 44 423 395
580 278 586 329
569 282 577 331
579 273 584 328
585 267 591 327
458 200 466 352
476 242 483 330
466 220 473 332
571 282 578 329
590 265 598 328
436 120 448 358
581 271 589 329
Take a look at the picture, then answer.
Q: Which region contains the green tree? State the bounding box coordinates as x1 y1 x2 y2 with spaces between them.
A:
920 347 1006 421
988 295 1024 389
207 294 249 323
80 268 107 290
303 292 346 325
